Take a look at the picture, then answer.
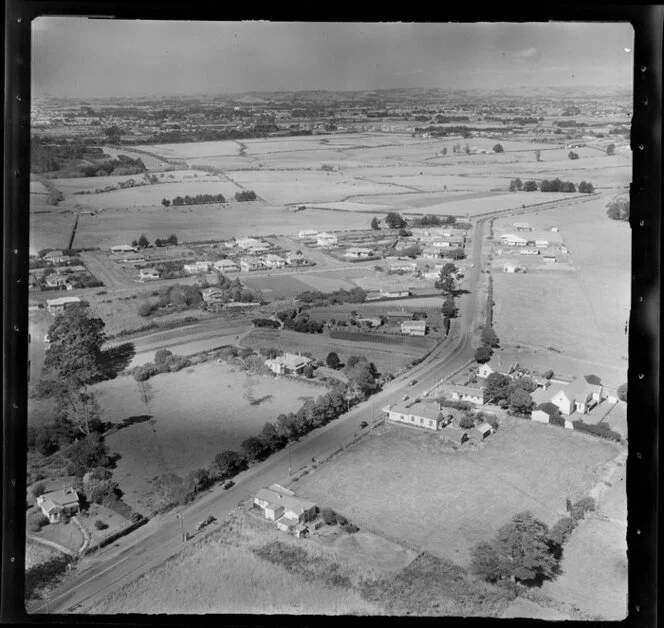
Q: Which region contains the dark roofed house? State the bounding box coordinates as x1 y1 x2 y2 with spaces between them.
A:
442 426 469 446
36 487 80 523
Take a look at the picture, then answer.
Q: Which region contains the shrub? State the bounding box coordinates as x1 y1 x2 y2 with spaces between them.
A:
542 369 554 379
341 522 360 534
154 348 173 365
549 414 566 428
137 301 156 317
28 512 50 531
460 415 475 429
572 420 621 441
320 507 338 525
94 519 108 530
32 482 47 499
549 517 576 547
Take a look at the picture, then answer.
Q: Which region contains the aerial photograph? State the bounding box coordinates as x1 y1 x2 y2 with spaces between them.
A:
25 19 631 619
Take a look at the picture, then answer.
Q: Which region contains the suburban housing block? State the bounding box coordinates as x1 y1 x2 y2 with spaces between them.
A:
254 484 317 537
265 353 313 375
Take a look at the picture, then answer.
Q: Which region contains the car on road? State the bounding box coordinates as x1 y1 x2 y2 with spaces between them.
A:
401 394 409 401
410 379 417 386
359 421 368 429
43 334 50 343
223 480 235 490
422 391 429 398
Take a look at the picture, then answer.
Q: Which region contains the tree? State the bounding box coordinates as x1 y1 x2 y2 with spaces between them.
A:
213 450 247 479
435 267 456 298
606 143 616 156
320 507 338 525
154 238 164 248
542 369 554 380
241 436 270 463
523 180 538 192
32 482 47 498
474 346 493 364
549 517 576 549
326 352 341 369
534 150 541 162
568 151 579 160
606 195 629 221
473 512 558 584
493 143 504 153
65 433 109 476
84 477 118 504
578 181 594 194
442 296 456 318
261 422 286 451
303 364 315 379
370 217 380 230
460 415 475 429
509 387 534 414
167 234 178 246
384 212 407 229
481 327 500 348
154 349 173 366
161 198 171 207
513 376 537 393
617 382 627 402
131 240 138 247
138 234 150 248
441 146 448 156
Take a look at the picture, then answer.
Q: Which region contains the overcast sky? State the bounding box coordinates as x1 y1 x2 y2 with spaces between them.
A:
32 20 633 98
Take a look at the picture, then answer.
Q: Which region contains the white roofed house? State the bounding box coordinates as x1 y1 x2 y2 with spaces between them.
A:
316 232 338 247
46 296 81 315
265 353 313 375
43 250 68 263
344 247 375 259
236 237 262 250
240 257 267 272
298 229 318 240
202 287 225 304
550 376 605 416
254 484 317 536
111 244 139 254
213 259 240 273
44 273 72 289
183 261 211 275
421 247 442 260
139 267 161 281
501 234 529 247
263 254 286 269
401 320 427 336
535 240 549 248
513 222 532 231
388 401 444 431
448 385 485 405
37 487 80 523
285 251 311 266
477 358 520 380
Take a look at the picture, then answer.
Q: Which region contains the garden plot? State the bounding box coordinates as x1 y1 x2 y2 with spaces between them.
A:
293 419 620 567
97 361 322 514
30 181 49 195
241 274 312 298
187 156 257 171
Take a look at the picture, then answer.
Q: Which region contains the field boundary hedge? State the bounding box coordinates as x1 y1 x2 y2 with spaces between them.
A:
329 329 433 347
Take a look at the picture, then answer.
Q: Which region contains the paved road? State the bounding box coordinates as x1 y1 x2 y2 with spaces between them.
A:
27 193 601 614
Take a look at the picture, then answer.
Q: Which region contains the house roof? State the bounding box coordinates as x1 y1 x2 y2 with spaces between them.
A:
475 422 493 433
41 487 79 508
269 353 313 370
531 383 566 406
401 320 426 328
387 311 414 318
534 402 561 417
564 376 602 401
255 486 316 516
46 296 81 307
448 384 485 397
443 426 467 443
346 247 373 254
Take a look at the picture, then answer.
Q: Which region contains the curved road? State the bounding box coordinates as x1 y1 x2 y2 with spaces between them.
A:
28 193 604 614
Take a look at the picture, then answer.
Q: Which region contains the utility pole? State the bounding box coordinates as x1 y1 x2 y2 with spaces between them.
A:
288 451 292 475
178 512 185 542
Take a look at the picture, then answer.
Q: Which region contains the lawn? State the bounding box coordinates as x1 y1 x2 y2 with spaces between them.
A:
25 540 61 570
87 512 381 615
240 328 430 377
29 513 84 554
95 361 323 514
492 198 630 376
241 274 313 298
292 418 620 567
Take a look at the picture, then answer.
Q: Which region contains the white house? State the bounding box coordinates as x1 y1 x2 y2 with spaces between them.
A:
550 376 604 415
432 237 464 248
254 484 317 537
298 229 318 240
183 261 210 275
44 274 71 289
43 250 67 263
202 287 225 304
448 385 485 405
542 256 557 263
213 259 240 273
477 359 520 380
37 487 80 523
388 402 443 431
502 234 529 247
265 353 313 375
139 267 161 281
382 289 410 298
240 257 267 272
401 320 427 336
551 226 559 232
503 263 519 273
421 247 442 260
520 248 540 255
285 252 311 266
111 244 139 254
263 254 286 269
513 222 532 231
389 260 417 272
236 237 262 250
316 232 338 247
535 240 549 248
46 296 81 314
344 247 374 259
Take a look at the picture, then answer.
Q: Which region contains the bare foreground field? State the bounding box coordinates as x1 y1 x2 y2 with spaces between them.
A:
95 362 323 514
292 419 620 567
492 197 629 384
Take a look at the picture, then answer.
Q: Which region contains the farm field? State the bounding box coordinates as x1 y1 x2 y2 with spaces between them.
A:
134 140 242 159
30 181 49 195
240 328 430 377
101 146 175 171
88 513 382 615
293 418 620 567
51 170 218 194
492 197 629 379
96 362 322 514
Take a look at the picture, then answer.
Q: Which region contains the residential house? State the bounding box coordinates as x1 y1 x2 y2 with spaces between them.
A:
344 247 375 259
202 287 225 304
213 259 240 273
365 290 383 301
551 226 559 232
421 247 442 260
44 274 71 289
240 257 267 272
542 256 557 263
43 250 68 264
477 359 520 380
503 263 519 273
560 246 569 254
236 237 262 250
285 252 311 266
111 244 139 254
531 402 561 424
357 317 383 328
401 320 427 336
474 422 494 439
432 237 464 249
520 248 540 255
183 261 210 275
388 402 443 431
389 260 417 272
448 385 485 405
316 232 338 247
265 353 313 375
501 234 529 247
550 376 604 415
513 222 532 231
139 267 161 281
46 296 81 315
263 254 286 269
254 484 317 537
298 229 318 240
37 487 80 523
535 240 549 248
247 243 271 255
381 289 410 298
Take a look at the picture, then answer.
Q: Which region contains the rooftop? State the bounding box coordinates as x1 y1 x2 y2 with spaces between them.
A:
256 485 316 516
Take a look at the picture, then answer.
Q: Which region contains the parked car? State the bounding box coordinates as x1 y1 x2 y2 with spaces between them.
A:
223 480 235 490
410 379 417 386
359 421 368 429
401 394 409 401
204 515 217 525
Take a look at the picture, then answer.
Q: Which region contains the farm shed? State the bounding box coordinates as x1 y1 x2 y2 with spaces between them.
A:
542 256 557 263
503 263 519 273
345 247 375 259
520 248 540 255
387 310 414 321
401 320 427 336
45 295 81 314
441 426 469 445
474 422 494 439
532 402 561 424
139 267 161 281
111 244 139 254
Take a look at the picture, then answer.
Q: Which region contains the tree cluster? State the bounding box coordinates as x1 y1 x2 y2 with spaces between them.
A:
234 190 258 202
606 196 629 222
154 234 179 247
165 193 226 206
280 310 325 334
412 214 456 227
482 372 535 413
384 212 407 229
296 287 366 306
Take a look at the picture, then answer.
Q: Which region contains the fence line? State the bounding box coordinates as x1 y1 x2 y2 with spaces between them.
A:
329 329 434 347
